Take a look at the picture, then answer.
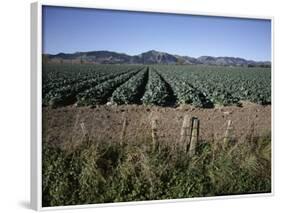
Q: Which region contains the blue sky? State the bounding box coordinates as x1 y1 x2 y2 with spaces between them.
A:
42 6 271 61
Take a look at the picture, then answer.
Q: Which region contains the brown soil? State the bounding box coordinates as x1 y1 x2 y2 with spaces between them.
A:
42 104 271 146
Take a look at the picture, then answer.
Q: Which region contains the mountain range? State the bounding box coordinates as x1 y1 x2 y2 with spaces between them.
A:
44 50 271 67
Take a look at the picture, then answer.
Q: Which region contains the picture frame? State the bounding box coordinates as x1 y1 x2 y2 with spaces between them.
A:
31 1 274 210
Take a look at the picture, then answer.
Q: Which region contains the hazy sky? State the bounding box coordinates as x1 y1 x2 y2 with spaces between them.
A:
42 6 271 61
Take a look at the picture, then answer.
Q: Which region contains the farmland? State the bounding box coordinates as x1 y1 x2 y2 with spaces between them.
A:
43 64 271 108
40 4 273 207
42 63 271 206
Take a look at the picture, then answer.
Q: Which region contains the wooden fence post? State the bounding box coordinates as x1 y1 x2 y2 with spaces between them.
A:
80 122 87 136
151 118 158 152
179 114 192 153
249 121 255 144
223 120 232 146
120 114 128 145
189 118 199 157
80 122 89 144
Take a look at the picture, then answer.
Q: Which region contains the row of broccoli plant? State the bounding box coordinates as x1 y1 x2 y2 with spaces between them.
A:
44 67 139 107
110 67 148 105
156 65 270 107
43 64 108 97
189 76 240 107
76 68 142 106
141 68 170 106
157 69 211 107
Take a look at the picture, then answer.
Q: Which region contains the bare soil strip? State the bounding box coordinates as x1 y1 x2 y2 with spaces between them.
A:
43 103 271 146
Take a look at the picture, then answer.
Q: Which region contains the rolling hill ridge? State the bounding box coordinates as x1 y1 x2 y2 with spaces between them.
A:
44 50 271 67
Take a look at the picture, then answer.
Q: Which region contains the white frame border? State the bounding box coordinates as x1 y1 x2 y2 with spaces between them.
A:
31 1 274 211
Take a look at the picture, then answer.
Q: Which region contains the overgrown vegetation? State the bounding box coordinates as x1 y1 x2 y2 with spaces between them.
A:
42 132 271 207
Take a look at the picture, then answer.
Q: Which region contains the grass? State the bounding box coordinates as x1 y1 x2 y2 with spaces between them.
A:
42 132 271 207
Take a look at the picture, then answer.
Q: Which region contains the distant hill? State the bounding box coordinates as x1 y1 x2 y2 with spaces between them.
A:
44 50 271 67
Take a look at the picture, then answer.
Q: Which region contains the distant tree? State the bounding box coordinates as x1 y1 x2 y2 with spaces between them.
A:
176 58 185 65
80 57 84 64
259 64 271 68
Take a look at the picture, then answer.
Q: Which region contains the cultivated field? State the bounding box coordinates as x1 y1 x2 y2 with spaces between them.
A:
42 64 271 207
43 64 271 107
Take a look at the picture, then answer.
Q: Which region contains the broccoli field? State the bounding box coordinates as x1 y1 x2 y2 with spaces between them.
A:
42 64 271 108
